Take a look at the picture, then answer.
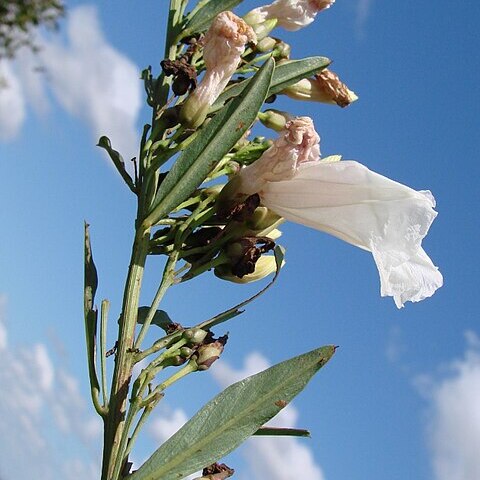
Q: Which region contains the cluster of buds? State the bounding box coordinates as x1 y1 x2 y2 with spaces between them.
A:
212 191 284 284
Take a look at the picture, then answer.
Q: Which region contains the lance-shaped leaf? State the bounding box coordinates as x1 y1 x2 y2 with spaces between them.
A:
143 58 274 228
128 345 336 480
84 223 101 404
97 136 136 193
213 56 331 111
183 0 243 38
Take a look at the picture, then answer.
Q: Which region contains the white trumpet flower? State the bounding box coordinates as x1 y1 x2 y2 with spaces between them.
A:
180 11 256 128
228 117 443 307
245 0 335 32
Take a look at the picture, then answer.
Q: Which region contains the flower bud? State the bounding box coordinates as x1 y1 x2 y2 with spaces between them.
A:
253 19 278 40
163 355 186 367
195 335 228 371
245 0 335 32
180 12 256 128
274 40 291 59
283 69 358 107
246 206 284 236
183 328 208 344
256 36 277 52
258 109 292 132
179 346 194 358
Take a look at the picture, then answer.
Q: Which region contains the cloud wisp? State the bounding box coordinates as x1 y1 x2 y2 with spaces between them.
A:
355 0 374 38
0 5 142 166
0 295 101 480
415 331 480 480
0 62 26 141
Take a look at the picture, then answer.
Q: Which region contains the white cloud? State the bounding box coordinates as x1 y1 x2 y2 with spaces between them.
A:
416 331 480 480
211 353 326 480
0 5 142 165
150 407 189 444
0 61 26 140
356 0 374 38
211 351 270 388
385 325 406 364
0 295 101 480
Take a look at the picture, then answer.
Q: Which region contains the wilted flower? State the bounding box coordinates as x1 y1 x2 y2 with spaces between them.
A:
226 117 443 308
215 255 282 283
245 0 335 32
283 69 358 107
180 11 256 128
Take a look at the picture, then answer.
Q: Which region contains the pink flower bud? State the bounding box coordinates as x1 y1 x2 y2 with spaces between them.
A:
245 0 335 32
233 116 320 196
181 12 256 127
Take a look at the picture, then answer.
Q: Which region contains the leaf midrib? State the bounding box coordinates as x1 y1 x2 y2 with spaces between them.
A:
138 352 325 480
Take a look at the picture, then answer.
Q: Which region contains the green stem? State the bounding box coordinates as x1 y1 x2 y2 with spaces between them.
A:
100 299 110 409
113 357 197 478
101 227 150 480
134 331 184 364
123 399 159 461
134 252 179 351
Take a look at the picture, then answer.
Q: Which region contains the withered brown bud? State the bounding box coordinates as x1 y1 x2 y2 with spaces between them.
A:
161 58 197 96
161 106 181 128
226 236 275 278
313 69 357 107
185 227 223 248
200 463 235 480
218 193 260 222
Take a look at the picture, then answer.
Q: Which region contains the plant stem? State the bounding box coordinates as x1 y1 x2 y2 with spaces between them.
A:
100 299 110 409
101 226 150 480
134 252 179 351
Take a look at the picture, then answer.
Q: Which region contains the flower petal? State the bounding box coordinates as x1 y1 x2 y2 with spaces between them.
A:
258 160 443 307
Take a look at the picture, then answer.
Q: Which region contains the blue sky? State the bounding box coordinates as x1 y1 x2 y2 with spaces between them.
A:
0 1 479 479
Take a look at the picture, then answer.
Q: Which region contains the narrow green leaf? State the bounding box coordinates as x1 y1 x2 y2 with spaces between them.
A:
253 427 311 437
143 58 275 228
129 345 336 480
97 136 136 193
183 0 243 37
136 307 173 332
84 223 100 393
213 56 331 111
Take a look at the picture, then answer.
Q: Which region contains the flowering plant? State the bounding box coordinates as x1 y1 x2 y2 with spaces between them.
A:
86 1 442 479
